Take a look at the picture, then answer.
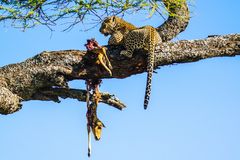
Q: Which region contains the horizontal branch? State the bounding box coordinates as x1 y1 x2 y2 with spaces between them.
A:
155 34 240 66
105 34 240 78
39 88 126 110
0 34 239 114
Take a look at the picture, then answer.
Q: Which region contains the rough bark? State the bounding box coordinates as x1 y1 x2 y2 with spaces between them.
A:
157 0 190 42
0 34 239 114
0 0 239 115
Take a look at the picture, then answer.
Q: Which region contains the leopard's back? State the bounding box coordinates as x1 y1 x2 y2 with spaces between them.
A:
124 26 161 53
100 16 162 109
124 26 161 109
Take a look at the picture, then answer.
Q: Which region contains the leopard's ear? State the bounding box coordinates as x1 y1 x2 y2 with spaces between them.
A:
112 16 116 22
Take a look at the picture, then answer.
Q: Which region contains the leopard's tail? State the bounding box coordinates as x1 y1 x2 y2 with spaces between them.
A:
144 27 155 110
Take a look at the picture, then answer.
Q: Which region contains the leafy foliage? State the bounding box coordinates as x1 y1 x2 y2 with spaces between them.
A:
0 0 188 30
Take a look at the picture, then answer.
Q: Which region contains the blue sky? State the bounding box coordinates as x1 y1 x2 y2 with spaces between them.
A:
0 0 240 160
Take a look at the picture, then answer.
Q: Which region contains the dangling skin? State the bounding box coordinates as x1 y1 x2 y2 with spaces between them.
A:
84 39 109 157
85 38 112 76
85 79 105 157
86 80 91 157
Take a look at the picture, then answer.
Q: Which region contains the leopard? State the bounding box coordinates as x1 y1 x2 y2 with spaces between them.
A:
99 16 162 109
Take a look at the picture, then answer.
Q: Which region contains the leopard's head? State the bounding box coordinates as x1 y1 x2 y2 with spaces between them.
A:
100 16 137 36
99 16 119 36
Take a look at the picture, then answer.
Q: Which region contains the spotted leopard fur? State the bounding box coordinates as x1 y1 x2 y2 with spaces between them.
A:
100 16 162 109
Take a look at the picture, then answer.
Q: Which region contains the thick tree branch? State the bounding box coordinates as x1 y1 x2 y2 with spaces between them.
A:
157 0 190 42
0 1 238 115
155 34 240 66
106 34 240 78
0 34 239 115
